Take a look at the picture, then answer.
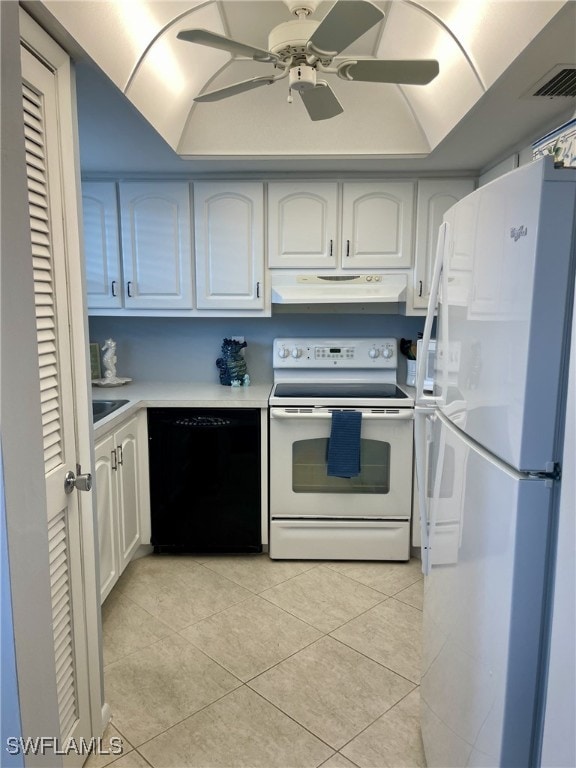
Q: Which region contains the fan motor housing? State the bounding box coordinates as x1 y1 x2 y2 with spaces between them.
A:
268 19 319 61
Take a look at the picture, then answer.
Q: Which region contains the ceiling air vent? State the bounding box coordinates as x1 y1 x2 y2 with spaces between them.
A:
528 65 576 98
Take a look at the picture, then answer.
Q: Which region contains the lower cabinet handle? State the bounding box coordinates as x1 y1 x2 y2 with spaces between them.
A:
419 280 423 298
117 445 123 466
111 280 117 297
127 281 132 298
329 239 333 257
346 239 350 258
111 449 117 471
256 281 260 298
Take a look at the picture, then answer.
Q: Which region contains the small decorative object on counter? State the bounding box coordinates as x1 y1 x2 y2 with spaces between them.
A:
93 338 132 387
400 337 418 388
102 338 118 379
216 338 248 386
400 338 418 361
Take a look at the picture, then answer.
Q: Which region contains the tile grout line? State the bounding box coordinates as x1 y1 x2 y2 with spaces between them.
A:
245 684 347 756
197 556 321 590
178 619 325 685
334 684 422 759
325 633 421 687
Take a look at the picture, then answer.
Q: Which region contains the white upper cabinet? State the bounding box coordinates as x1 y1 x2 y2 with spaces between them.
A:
82 181 122 309
341 182 414 269
194 181 265 310
412 179 476 310
268 182 339 268
119 181 193 309
268 181 414 269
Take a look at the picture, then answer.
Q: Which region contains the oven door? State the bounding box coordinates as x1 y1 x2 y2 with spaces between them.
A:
269 406 413 520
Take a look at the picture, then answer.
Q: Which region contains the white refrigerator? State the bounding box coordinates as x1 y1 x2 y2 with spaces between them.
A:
415 156 576 767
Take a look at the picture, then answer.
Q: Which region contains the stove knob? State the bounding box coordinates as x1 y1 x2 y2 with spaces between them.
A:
369 348 380 359
291 346 302 359
382 347 393 359
278 346 290 359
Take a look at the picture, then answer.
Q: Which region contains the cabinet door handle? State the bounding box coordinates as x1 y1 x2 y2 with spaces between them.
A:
346 239 350 258
111 449 118 471
256 281 260 298
117 445 123 466
127 281 132 298
111 280 117 297
419 280 423 297
329 239 333 257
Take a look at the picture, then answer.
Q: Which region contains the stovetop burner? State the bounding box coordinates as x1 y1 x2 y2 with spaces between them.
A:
272 383 409 399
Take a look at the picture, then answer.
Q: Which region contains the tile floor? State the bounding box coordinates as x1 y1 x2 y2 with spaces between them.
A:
89 553 426 768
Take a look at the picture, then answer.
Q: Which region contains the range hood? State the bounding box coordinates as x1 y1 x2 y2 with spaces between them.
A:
271 274 407 304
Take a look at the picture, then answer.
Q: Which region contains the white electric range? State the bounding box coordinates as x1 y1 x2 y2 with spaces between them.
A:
268 337 414 561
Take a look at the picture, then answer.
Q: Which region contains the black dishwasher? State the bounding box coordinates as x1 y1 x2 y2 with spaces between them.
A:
147 408 261 554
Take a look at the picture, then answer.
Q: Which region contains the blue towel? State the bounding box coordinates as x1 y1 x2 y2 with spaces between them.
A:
327 410 362 478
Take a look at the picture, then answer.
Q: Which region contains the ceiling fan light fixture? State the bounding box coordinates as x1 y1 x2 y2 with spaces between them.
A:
289 64 317 91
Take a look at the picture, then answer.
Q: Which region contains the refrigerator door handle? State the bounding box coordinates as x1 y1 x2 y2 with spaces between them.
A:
416 220 448 405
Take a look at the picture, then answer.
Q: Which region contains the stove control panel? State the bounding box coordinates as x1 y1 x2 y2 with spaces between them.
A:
273 338 397 368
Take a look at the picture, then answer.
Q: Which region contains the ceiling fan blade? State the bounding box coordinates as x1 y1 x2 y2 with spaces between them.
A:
300 83 344 121
308 1 384 57
194 76 276 103
338 59 440 84
177 29 278 63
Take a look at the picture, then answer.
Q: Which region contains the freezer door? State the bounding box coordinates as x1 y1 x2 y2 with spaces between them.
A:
437 158 576 471
420 414 552 767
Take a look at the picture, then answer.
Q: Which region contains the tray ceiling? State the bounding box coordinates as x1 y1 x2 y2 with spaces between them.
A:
29 0 576 172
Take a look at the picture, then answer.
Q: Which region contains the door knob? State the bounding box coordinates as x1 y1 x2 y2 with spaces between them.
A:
64 465 93 494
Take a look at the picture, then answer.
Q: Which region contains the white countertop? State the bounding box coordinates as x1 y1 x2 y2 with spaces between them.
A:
92 380 272 439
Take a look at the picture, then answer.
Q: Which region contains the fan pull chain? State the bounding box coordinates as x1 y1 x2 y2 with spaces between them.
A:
287 87 293 104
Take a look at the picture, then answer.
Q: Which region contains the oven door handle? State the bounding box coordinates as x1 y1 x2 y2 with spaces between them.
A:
270 409 414 421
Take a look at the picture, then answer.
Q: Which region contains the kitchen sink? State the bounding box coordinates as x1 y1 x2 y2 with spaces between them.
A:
92 399 129 423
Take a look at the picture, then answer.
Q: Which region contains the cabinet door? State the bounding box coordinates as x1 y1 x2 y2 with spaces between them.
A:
194 182 265 309
115 416 143 571
413 179 476 309
341 182 414 268
268 182 338 268
119 181 193 309
94 433 119 603
82 181 122 309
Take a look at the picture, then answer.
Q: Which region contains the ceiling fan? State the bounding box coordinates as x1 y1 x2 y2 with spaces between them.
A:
177 0 439 121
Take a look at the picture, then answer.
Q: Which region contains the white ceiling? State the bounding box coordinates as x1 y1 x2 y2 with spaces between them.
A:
26 0 576 174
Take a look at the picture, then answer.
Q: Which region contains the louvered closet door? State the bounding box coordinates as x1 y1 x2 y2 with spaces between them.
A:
21 48 92 760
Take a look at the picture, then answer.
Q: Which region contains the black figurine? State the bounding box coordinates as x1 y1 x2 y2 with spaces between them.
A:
216 338 248 385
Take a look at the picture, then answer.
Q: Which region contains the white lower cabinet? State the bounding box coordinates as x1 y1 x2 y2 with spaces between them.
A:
94 411 150 602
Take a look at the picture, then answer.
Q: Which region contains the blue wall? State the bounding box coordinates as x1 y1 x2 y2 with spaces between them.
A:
88 314 426 386
0 441 24 768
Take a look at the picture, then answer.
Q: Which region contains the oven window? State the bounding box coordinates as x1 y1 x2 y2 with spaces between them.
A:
292 438 391 494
